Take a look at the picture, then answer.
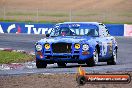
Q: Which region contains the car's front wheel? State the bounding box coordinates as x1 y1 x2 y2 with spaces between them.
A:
107 49 117 65
36 59 47 68
86 49 98 67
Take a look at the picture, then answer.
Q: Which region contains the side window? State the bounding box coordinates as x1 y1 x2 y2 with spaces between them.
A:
105 26 110 36
99 24 110 37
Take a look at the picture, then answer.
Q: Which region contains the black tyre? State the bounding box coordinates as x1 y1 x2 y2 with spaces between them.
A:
57 62 66 67
36 59 47 68
86 58 95 67
86 49 98 67
107 49 117 65
78 62 85 64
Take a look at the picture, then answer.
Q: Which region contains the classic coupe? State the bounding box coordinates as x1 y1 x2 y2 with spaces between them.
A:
35 22 118 68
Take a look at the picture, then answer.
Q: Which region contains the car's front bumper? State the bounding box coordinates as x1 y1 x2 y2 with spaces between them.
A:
35 51 94 63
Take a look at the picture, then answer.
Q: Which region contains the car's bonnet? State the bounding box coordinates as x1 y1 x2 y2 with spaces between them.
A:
38 36 93 44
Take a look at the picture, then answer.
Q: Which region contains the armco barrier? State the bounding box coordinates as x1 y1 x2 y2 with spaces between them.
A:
0 22 125 36
105 24 124 36
0 22 54 34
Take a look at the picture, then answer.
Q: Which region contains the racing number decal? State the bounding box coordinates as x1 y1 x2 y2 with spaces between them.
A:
108 42 113 54
102 42 107 56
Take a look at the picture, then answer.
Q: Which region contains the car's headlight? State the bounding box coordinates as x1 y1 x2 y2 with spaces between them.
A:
82 44 89 51
74 43 80 49
44 43 50 49
36 44 42 51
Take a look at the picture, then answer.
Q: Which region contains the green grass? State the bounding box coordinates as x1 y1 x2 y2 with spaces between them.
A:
0 51 34 64
0 9 131 23
0 18 66 23
119 13 132 17
102 21 132 24
0 18 57 23
1 11 132 24
6 12 68 17
0 18 132 24
74 13 98 16
39 13 68 17
6 12 36 16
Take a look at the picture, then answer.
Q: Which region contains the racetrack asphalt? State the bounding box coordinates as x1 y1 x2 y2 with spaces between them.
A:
0 33 132 75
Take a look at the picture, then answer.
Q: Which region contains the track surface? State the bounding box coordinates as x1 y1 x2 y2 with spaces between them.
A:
0 33 132 75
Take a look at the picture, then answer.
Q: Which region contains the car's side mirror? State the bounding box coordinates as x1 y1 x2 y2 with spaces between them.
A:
46 34 50 37
45 31 50 37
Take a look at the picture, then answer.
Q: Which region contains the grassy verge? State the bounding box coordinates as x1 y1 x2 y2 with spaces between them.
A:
0 18 60 23
0 18 132 24
0 51 34 64
6 12 68 17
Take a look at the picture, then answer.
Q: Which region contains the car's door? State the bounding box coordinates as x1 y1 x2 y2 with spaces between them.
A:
99 24 114 58
103 26 114 57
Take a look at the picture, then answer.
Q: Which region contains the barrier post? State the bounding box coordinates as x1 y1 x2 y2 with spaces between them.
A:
69 9 72 22
36 8 39 23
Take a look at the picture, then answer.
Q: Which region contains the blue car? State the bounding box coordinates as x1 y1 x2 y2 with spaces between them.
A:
35 22 118 68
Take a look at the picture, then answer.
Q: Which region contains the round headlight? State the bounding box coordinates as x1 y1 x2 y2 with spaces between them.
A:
36 44 42 51
82 44 89 51
74 43 80 49
44 43 50 50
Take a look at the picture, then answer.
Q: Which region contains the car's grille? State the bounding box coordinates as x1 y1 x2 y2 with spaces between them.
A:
52 43 72 53
45 55 79 59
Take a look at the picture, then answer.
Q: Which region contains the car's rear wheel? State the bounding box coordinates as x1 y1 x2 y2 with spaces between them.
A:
57 62 66 67
86 49 98 67
36 59 47 68
107 49 117 65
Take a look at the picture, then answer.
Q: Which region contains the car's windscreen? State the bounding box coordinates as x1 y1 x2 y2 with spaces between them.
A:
50 24 99 37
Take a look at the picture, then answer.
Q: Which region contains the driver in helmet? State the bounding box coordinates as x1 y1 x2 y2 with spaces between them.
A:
60 27 70 36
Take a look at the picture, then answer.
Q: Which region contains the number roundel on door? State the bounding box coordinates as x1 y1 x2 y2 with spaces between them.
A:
102 42 107 56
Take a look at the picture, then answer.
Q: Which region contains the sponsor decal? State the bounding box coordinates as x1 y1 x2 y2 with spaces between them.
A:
102 42 107 56
0 24 21 33
76 67 131 86
25 24 52 34
7 24 16 33
124 24 132 36
108 42 113 54
0 22 54 34
0 25 4 33
17 25 21 34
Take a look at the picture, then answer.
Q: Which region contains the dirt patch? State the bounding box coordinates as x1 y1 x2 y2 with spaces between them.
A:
0 72 132 88
0 0 132 23
1 0 131 11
